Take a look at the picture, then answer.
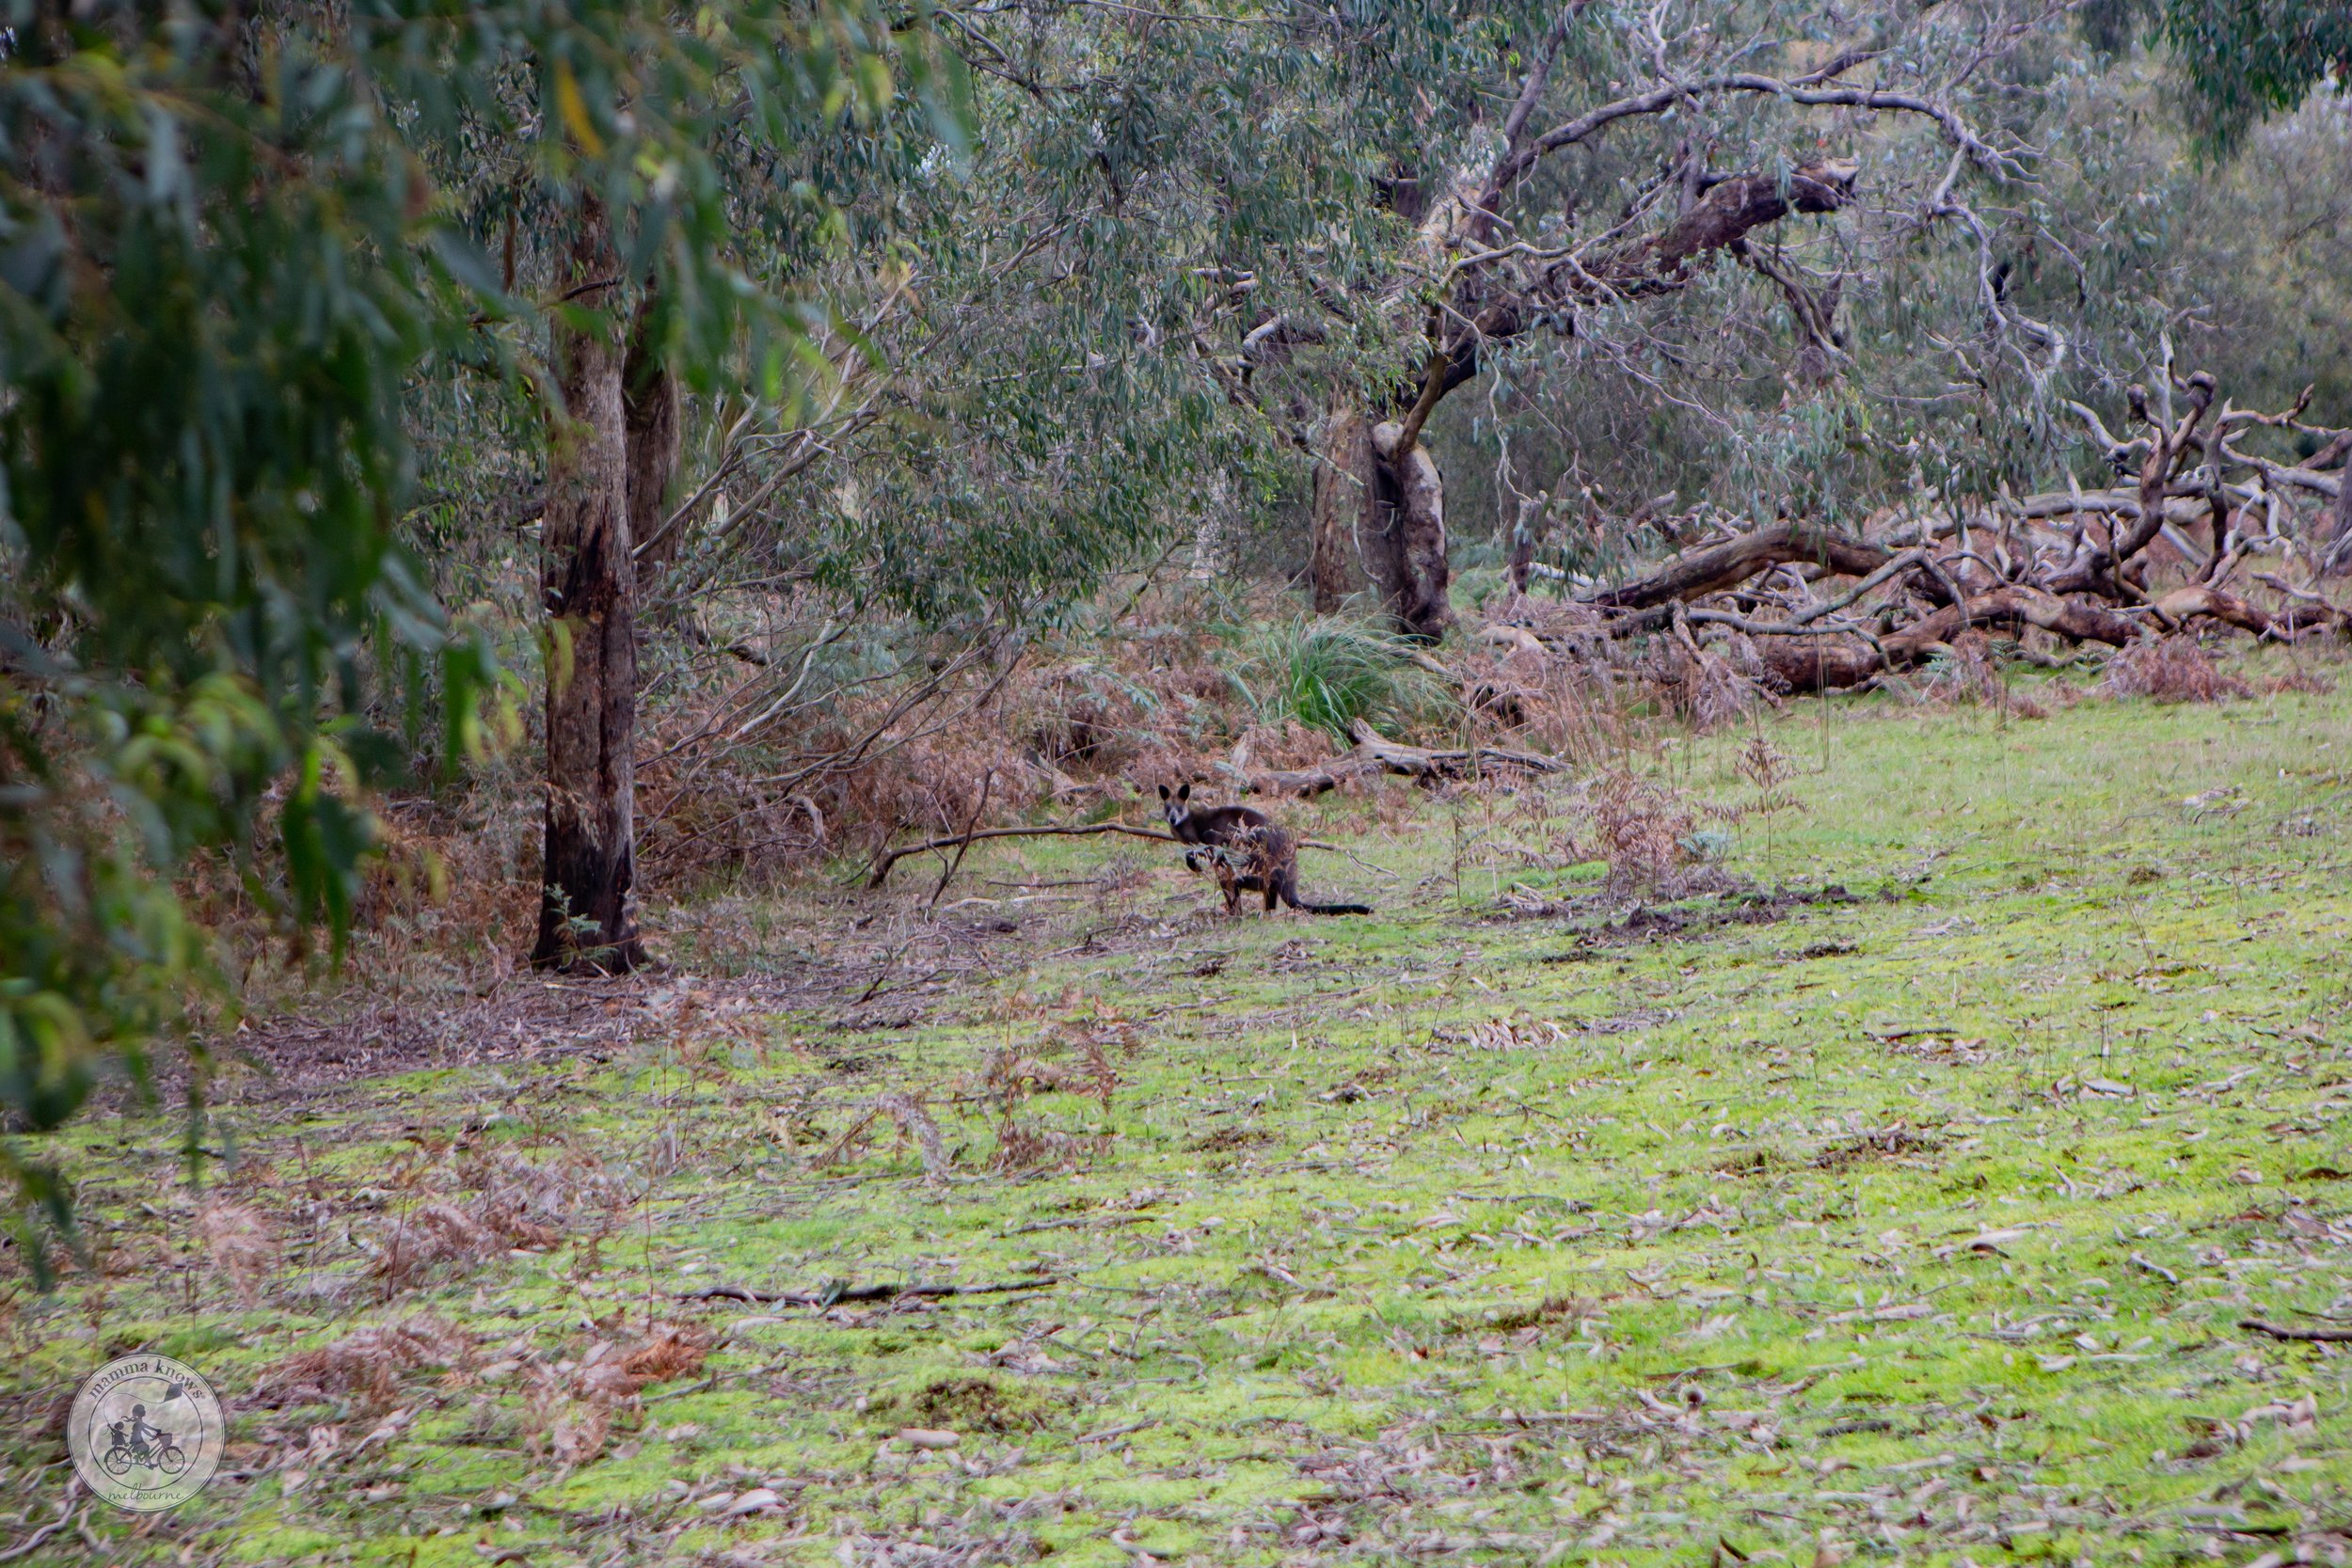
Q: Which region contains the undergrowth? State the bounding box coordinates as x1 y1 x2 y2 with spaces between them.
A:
8 658 2351 1566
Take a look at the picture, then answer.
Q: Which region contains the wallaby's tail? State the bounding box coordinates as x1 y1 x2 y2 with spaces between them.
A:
1297 899 1373 915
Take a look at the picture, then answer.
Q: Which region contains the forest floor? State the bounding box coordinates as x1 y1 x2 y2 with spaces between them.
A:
10 662 2352 1567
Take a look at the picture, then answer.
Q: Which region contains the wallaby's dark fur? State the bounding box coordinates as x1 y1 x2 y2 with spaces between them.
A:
1159 783 1372 915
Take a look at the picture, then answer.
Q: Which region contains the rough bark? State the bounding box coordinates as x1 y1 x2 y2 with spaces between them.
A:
1309 402 1375 613
532 201 647 973
1309 402 1453 639
1752 640 1884 692
622 286 683 575
1371 420 1453 639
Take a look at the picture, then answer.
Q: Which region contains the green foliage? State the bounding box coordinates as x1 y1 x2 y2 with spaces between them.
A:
0 1 479 1260
658 3 1487 626
0 0 961 1260
1230 616 1451 744
2158 0 2351 147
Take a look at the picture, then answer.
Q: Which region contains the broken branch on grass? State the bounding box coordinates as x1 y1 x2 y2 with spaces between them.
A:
1248 721 1571 797
866 821 1180 888
681 1276 1057 1307
2238 1318 2352 1343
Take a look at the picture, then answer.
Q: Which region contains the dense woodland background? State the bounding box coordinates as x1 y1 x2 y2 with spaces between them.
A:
3 0 2351 1246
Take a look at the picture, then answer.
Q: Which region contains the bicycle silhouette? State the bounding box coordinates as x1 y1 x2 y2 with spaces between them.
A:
100 1407 187 1481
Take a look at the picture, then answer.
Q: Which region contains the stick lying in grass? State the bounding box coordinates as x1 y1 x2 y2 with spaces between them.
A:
866 822 1179 888
865 820 1357 889
681 1276 1057 1307
2238 1318 2352 1343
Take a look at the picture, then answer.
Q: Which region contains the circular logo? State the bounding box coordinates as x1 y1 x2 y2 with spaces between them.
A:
67 1354 224 1513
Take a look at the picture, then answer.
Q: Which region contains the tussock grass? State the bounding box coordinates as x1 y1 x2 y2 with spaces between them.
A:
1227 614 1454 742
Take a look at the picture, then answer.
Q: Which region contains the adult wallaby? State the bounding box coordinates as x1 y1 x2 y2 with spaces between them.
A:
1158 783 1372 915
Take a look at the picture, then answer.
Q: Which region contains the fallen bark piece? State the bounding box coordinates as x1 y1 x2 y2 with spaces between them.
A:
897 1429 960 1450
681 1276 1057 1307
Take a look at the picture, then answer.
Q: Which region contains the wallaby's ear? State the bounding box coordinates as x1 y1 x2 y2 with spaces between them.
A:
1157 784 1170 801
1176 783 1191 802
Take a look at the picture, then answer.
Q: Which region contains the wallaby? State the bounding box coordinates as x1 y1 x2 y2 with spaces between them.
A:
1158 783 1372 915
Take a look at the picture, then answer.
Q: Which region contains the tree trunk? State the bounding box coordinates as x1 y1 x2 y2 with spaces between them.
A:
2317 431 2352 577
623 286 683 575
532 201 647 973
1310 399 1375 613
1307 397 1453 639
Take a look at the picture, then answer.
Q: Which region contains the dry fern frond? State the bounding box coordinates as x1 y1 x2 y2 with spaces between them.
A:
2102 637 2250 703
260 1317 471 1411
195 1201 279 1306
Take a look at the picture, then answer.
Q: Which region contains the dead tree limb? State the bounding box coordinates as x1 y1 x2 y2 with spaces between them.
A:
866 823 1179 888
2239 1318 2352 1343
2146 584 2282 639
1245 721 1572 798
1582 520 1891 610
683 1277 1057 1307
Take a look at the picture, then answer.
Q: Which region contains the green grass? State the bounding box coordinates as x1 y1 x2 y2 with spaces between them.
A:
9 670 2352 1565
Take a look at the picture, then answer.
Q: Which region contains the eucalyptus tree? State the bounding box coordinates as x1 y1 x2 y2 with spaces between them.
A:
0 0 955 1244
643 2 1439 629
769 3 2069 641
367 2 966 972
2150 0 2351 147
1224 1 2054 637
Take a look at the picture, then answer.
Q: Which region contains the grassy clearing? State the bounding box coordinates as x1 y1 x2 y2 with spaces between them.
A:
9 667 2352 1566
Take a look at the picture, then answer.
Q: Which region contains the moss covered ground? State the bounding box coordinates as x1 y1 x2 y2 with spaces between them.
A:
9 669 2352 1565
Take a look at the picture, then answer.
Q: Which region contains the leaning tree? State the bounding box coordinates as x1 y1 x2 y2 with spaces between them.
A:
1247 1 2056 639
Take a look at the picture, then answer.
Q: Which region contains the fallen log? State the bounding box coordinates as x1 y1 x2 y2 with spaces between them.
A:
1245 756 1382 797
1884 586 2140 655
2145 584 2282 639
1752 586 2141 694
866 816 1364 887
1753 638 1885 693
1582 520 1891 610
